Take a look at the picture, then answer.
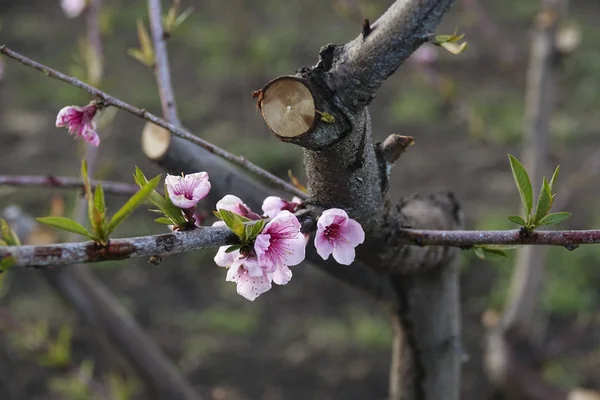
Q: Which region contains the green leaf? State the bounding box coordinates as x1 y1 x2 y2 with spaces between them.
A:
508 154 534 217
473 247 485 259
225 244 242 253
548 165 560 191
213 210 223 220
154 217 174 225
36 217 94 239
246 219 266 241
219 210 247 242
534 177 553 224
508 215 527 226
162 190 188 226
91 182 107 240
219 210 246 240
133 165 148 186
0 256 15 272
0 218 20 246
538 212 572 227
136 19 153 60
106 175 161 234
174 7 194 28
481 247 508 259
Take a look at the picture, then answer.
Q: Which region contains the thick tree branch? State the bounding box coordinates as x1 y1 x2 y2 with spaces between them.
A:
0 174 140 196
326 0 455 110
0 45 304 199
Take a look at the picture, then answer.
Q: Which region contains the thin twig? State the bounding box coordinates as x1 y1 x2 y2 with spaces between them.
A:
0 175 141 196
3 227 600 269
0 45 306 199
147 0 180 125
395 228 600 247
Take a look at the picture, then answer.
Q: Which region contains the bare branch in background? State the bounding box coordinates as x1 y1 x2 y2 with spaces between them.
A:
0 45 305 199
0 175 140 196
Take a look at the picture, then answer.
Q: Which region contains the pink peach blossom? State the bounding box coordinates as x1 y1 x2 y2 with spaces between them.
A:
216 195 261 220
165 172 211 209
315 208 365 265
60 0 86 18
254 210 305 269
226 255 272 301
55 104 100 146
261 196 302 218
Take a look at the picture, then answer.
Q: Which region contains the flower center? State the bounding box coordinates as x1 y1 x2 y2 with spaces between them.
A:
324 224 340 243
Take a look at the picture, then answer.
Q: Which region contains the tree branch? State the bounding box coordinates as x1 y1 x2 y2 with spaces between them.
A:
147 0 180 125
0 174 140 196
326 0 455 110
1 225 236 268
4 225 600 269
395 228 600 247
0 45 305 199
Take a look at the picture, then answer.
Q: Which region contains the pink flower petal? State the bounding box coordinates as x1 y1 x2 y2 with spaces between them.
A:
226 260 272 301
331 241 357 265
270 265 292 285
340 219 365 246
214 246 239 267
315 232 334 260
61 0 86 18
262 196 287 218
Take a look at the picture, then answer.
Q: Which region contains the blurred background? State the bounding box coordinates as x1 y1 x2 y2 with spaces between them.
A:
1 0 599 399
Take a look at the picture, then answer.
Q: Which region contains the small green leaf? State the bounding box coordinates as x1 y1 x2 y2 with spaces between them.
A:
538 212 572 226
174 7 194 28
508 215 527 226
213 210 223 220
106 175 161 234
136 18 153 60
534 177 553 224
162 190 188 226
246 219 266 241
481 247 508 259
473 247 485 259
0 218 20 246
36 217 94 239
133 166 148 186
548 165 560 191
0 256 15 272
224 244 242 253
94 182 106 216
91 182 107 241
508 155 534 217
315 110 335 123
219 210 246 240
154 217 174 225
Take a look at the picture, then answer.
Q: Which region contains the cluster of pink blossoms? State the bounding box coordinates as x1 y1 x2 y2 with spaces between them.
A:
211 194 365 301
165 173 365 301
